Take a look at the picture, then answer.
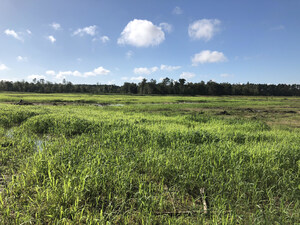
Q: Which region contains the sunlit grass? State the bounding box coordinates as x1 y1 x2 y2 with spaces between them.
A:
0 95 299 224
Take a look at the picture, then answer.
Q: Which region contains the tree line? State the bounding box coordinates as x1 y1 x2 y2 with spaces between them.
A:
0 78 299 96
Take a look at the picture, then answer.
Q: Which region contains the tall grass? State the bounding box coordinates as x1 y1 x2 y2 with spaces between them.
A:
0 99 299 224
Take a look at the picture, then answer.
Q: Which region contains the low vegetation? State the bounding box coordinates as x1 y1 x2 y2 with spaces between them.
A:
0 94 299 224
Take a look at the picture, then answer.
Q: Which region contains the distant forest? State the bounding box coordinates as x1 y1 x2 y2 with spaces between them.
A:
1 78 300 96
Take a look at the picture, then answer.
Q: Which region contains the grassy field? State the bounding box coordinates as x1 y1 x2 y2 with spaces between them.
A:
0 93 299 224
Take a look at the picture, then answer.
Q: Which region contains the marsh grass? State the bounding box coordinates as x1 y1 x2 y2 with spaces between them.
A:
0 95 299 224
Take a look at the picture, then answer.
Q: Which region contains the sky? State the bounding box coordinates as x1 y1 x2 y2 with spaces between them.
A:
0 0 300 85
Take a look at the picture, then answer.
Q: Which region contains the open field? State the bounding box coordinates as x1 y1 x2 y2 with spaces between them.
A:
0 93 299 224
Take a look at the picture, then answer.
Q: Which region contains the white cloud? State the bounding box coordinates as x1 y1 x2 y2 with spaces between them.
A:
0 64 9 71
133 64 180 74
92 35 110 43
126 50 134 59
4 29 23 41
121 76 129 80
73 25 97 36
72 71 82 77
172 6 183 15
17 56 28 62
180 72 195 80
48 66 110 80
192 50 227 65
46 70 56 76
83 71 94 77
56 71 73 79
160 64 181 71
93 66 110 75
47 35 56 43
50 22 61 30
134 66 158 75
188 19 221 41
130 76 144 81
26 29 32 35
118 19 165 47
159 23 173 33
100 36 110 43
28 74 46 80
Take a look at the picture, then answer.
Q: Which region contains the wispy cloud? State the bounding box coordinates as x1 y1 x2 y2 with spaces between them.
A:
159 23 173 33
0 64 9 71
93 35 110 43
133 64 181 74
73 25 97 36
172 6 183 15
4 29 23 41
17 56 28 62
160 64 181 71
50 22 61 30
100 36 110 43
126 50 134 59
133 67 158 75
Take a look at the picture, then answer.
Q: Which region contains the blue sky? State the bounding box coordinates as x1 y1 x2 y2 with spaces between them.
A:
0 0 299 85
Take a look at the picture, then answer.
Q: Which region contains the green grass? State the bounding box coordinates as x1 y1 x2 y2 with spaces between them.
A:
0 94 299 224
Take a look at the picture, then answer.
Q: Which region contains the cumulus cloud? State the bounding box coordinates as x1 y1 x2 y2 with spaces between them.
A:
4 29 23 41
73 25 97 36
55 71 73 79
192 50 227 65
47 35 56 43
188 19 221 41
47 66 110 80
50 22 61 30
172 6 183 15
160 64 181 71
180 72 195 80
28 74 46 80
134 67 158 75
118 19 165 47
0 64 9 71
93 66 110 75
17 56 28 62
130 76 144 82
46 70 56 76
159 23 173 33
